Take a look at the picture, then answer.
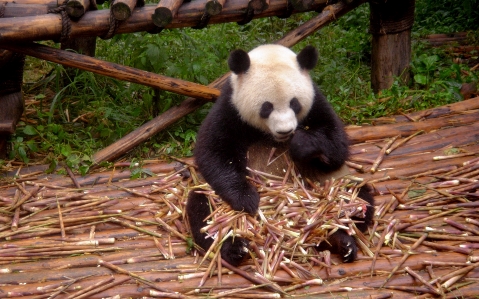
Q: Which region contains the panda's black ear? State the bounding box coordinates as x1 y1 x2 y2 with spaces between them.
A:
228 49 250 74
297 45 318 71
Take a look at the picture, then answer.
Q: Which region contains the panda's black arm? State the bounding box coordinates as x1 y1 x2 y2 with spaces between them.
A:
193 98 262 215
289 87 349 172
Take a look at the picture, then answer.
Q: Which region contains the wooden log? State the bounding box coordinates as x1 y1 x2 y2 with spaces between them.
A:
1 3 51 17
422 32 468 47
112 0 138 20
369 0 415 92
2 0 58 5
290 0 314 11
3 267 479 299
90 0 365 164
370 96 479 125
152 0 185 27
0 161 180 197
346 109 479 143
0 251 471 294
3 42 220 101
249 0 269 13
66 0 90 18
205 0 227 16
276 0 366 46
0 0 335 43
355 121 479 160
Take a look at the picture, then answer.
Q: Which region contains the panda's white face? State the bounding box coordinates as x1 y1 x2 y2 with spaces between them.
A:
229 45 315 142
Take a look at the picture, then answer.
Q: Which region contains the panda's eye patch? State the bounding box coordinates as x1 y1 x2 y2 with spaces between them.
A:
290 98 302 114
260 101 274 119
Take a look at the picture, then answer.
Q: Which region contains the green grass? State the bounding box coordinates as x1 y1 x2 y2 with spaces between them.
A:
4 0 478 174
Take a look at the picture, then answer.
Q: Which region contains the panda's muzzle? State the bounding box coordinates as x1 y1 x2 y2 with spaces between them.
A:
274 129 294 141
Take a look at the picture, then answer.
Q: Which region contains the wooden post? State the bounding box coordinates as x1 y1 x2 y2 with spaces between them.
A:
62 0 98 84
0 50 25 158
369 0 415 92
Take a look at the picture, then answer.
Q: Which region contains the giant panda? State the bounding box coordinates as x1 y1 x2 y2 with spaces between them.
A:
186 44 374 266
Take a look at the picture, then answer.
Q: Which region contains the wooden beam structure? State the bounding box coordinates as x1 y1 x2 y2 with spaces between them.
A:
0 0 330 43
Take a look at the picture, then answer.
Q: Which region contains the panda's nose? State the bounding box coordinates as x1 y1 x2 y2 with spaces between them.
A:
276 129 293 135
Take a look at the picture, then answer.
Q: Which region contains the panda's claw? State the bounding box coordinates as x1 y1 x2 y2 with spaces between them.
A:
343 247 353 258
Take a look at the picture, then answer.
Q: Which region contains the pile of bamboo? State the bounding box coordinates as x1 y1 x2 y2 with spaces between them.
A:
1 96 479 298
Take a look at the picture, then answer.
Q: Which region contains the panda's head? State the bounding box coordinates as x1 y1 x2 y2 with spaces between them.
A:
228 44 318 142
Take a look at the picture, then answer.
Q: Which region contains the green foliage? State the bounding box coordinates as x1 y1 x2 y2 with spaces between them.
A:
414 0 479 35
4 0 478 172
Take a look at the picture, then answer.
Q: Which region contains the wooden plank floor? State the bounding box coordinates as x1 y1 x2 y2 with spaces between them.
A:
1 97 479 298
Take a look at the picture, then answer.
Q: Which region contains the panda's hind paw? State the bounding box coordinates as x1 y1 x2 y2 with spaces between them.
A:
334 232 358 263
317 230 358 263
220 236 249 266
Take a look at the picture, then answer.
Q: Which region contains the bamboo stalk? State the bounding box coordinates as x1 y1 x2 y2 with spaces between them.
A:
404 266 443 296
370 135 399 173
99 260 181 295
380 233 428 287
63 276 115 299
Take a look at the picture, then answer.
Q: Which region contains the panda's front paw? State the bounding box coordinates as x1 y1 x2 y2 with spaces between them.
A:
226 183 260 215
220 236 249 266
289 130 322 162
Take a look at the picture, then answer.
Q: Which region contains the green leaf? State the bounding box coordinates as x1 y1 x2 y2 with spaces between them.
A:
18 146 29 163
26 141 39 152
61 144 72 157
146 44 160 68
46 159 57 174
423 55 439 68
23 125 37 136
130 167 141 179
414 74 427 85
141 169 155 177
79 165 89 176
